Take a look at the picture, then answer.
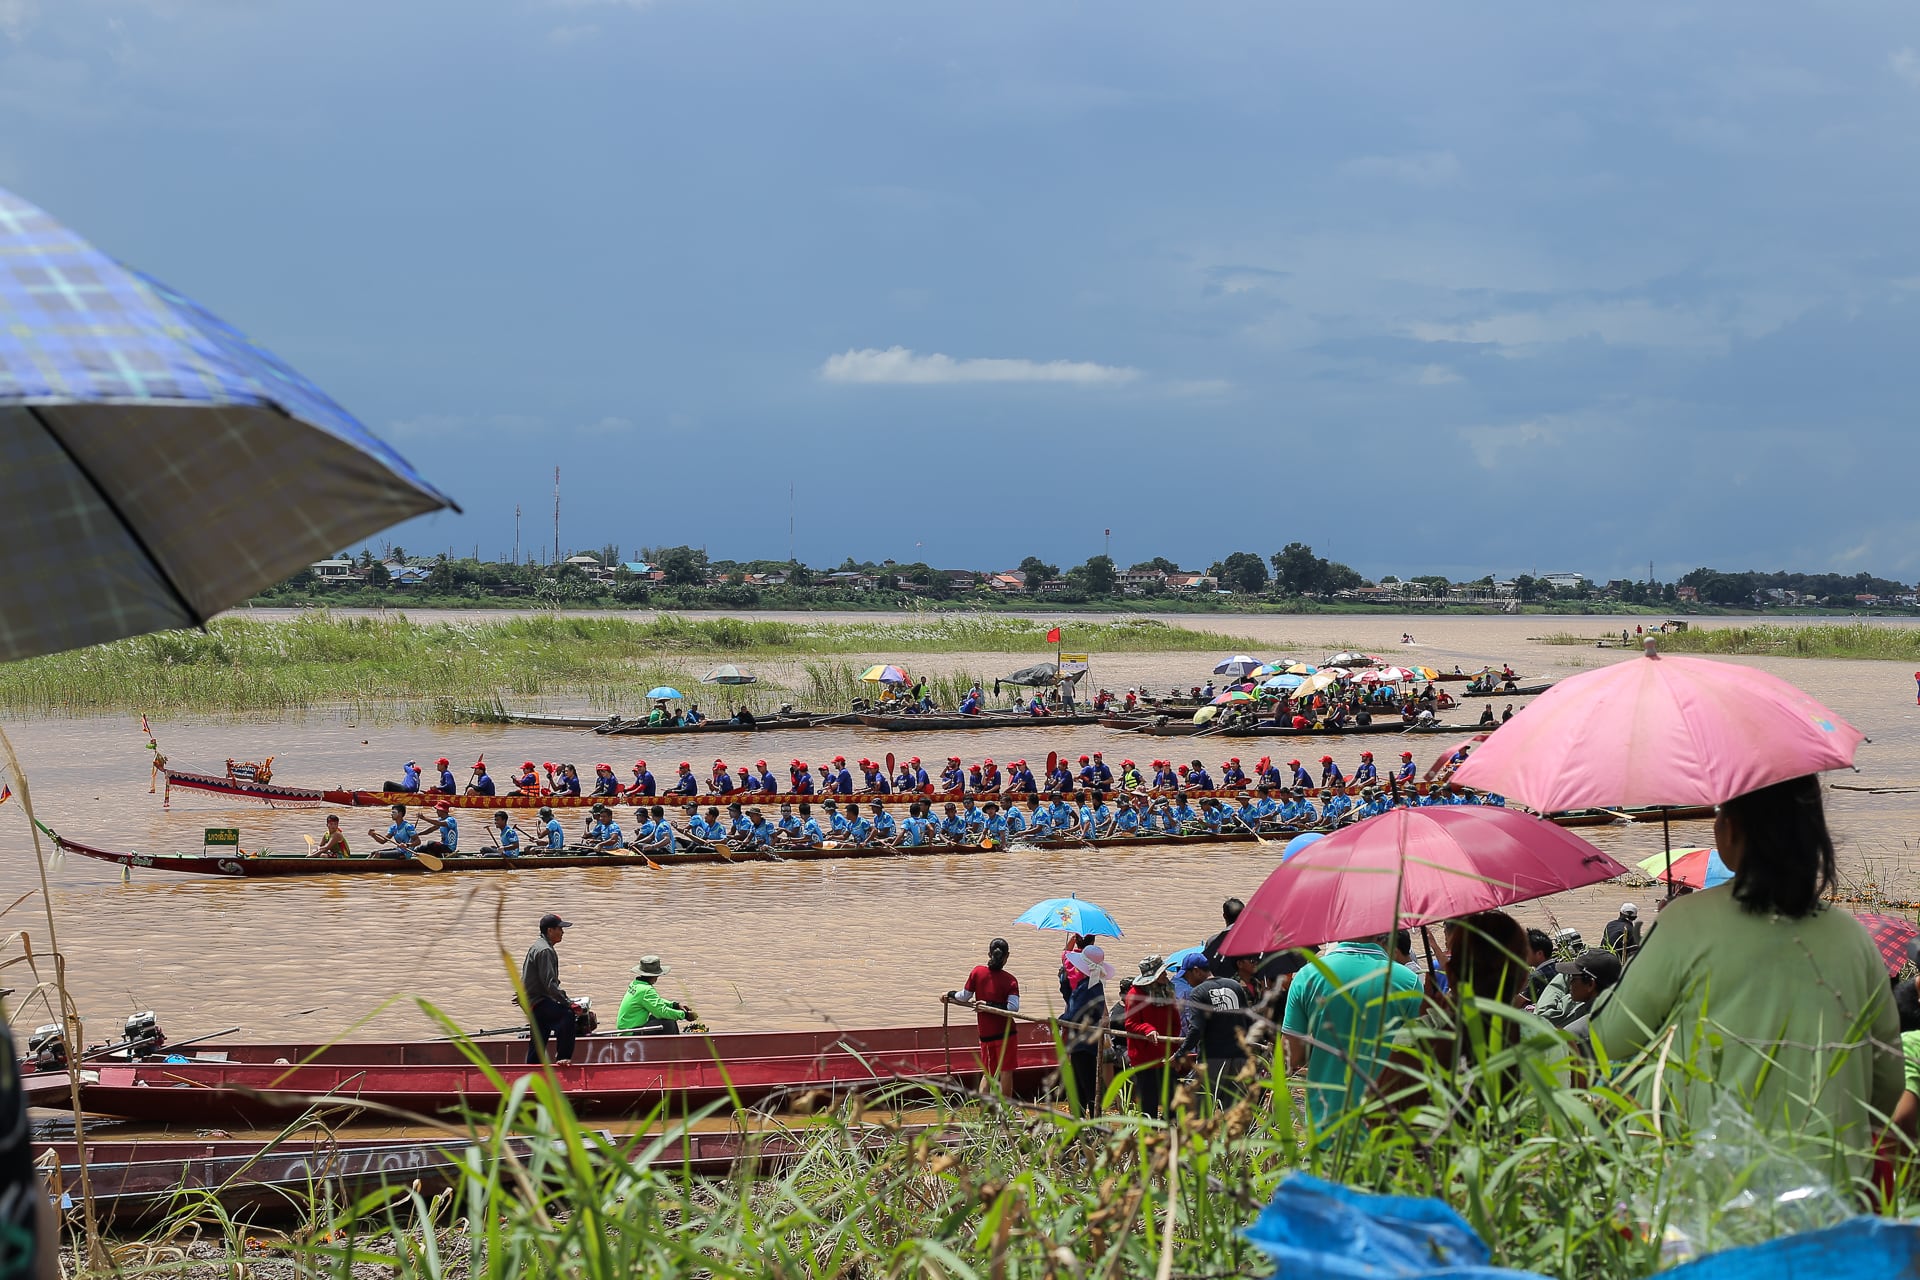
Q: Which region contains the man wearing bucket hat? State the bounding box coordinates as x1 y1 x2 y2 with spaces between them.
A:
1061 945 1116 1116
1122 956 1184 1119
616 956 696 1034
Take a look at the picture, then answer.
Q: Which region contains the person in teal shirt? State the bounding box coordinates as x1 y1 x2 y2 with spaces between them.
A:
746 811 776 848
1169 797 1198 829
537 806 565 852
797 806 826 848
899 804 930 847
824 801 852 840
870 802 897 844
1003 804 1028 838
847 811 875 846
1282 936 1423 1138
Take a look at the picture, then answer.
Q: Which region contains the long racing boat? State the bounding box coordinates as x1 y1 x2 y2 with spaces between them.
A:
853 712 1106 730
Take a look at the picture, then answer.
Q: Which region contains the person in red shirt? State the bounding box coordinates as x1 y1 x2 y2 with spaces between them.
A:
1123 955 1184 1118
952 938 1021 1091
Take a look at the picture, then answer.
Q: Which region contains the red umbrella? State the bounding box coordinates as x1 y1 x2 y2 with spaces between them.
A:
1450 641 1863 812
1853 912 1919 977
1219 806 1629 954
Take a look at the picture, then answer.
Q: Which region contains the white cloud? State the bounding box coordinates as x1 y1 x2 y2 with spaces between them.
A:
1460 420 1558 469
1894 48 1920 88
819 346 1139 386
0 0 34 42
1337 150 1463 187
1416 364 1462 386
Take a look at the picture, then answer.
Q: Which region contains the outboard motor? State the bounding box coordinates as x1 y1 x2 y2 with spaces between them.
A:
27 1024 66 1072
122 1011 167 1058
570 996 598 1037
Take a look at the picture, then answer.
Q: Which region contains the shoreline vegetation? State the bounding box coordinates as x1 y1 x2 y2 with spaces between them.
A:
1542 622 1920 661
62 997 1904 1280
0 612 1264 718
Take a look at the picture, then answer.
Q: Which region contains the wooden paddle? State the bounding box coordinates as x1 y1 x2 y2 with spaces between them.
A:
411 848 444 872
886 752 896 786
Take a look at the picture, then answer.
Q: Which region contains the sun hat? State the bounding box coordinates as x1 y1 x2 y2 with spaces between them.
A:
1135 954 1172 983
630 956 670 979
1067 945 1117 981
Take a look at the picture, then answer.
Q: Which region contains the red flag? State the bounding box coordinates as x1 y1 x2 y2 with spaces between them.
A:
1046 627 1061 644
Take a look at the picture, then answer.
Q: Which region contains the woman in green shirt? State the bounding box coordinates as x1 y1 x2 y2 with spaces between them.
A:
1592 776 1901 1180
617 956 696 1033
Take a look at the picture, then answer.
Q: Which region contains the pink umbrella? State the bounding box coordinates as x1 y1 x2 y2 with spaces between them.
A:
1450 641 1864 811
1219 806 1628 954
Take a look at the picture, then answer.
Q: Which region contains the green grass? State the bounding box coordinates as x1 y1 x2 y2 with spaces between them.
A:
74 989 1911 1280
1656 622 1920 660
0 612 1258 718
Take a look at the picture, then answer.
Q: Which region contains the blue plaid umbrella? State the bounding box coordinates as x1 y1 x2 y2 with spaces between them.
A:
0 188 457 661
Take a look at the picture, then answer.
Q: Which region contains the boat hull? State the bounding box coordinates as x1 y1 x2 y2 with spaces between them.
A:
854 713 1105 730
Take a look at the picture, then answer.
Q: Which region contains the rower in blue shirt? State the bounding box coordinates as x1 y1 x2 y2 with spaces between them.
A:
395 760 422 793
419 802 459 854
792 764 816 795
898 805 929 848
637 806 677 855
960 800 987 833
753 762 777 793
747 811 777 849
467 763 497 796
627 761 655 796
1091 754 1113 786
829 758 854 794
535 806 565 852
1259 758 1285 790
629 811 656 849
487 810 522 855
726 805 754 844
775 804 801 840
1290 759 1314 789
432 758 457 794
1169 796 1199 829
846 810 875 846
825 802 853 840
669 763 697 796
1219 758 1246 788
1003 803 1028 838
1113 803 1141 835
941 758 965 792
938 804 968 843
1353 752 1378 784
708 761 734 796
370 803 420 858
979 802 1009 844
796 805 825 848
1199 800 1225 835
870 802 897 844
1394 752 1417 783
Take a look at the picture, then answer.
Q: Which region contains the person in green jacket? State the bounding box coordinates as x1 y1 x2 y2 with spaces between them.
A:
617 956 696 1034
1593 775 1901 1181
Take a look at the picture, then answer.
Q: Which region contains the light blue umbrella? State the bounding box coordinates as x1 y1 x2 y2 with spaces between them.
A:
1166 944 1208 971
1015 894 1124 938
1261 673 1306 690
0 187 457 662
645 686 685 700
1282 832 1324 861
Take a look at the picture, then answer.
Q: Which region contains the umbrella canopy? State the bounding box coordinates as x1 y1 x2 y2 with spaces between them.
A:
1261 673 1306 690
1000 662 1064 687
1291 670 1343 698
859 664 911 685
1220 806 1628 954
1211 690 1256 705
1636 847 1731 889
1326 652 1376 668
700 665 757 685
1193 705 1219 724
1853 912 1920 977
1368 666 1419 684
0 187 457 662
645 686 685 701
1285 663 1320 675
1251 661 1293 678
1409 666 1441 681
1214 655 1262 677
1451 643 1865 810
1015 895 1124 938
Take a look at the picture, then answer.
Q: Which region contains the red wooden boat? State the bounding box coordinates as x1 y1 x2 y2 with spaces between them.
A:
37 1119 928 1225
40 1024 1059 1124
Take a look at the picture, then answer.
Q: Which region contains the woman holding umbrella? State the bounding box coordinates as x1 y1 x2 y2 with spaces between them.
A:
1593 777 1902 1178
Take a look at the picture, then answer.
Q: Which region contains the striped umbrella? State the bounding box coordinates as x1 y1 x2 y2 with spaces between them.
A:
859 664 911 684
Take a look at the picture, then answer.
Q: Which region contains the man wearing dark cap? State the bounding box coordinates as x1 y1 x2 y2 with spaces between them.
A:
522 913 576 1065
1552 948 1623 1036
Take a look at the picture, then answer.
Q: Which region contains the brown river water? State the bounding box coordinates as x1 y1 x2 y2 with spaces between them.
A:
3 613 1916 1049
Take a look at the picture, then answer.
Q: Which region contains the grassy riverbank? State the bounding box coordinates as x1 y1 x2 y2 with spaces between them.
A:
0 612 1259 717
1653 622 1920 661
77 996 1903 1280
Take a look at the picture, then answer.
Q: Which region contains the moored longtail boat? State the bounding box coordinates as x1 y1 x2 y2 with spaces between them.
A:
854 712 1106 730
38 1026 1059 1124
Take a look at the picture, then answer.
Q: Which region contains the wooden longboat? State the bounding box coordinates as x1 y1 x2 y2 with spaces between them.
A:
594 714 824 736
1461 683 1553 698
1124 719 1462 738
37 1028 1059 1125
854 712 1106 731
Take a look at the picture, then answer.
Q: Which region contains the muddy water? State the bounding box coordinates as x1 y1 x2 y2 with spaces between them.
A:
4 613 1915 1047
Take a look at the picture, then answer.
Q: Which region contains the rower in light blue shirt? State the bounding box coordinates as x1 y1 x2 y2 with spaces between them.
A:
1003 805 1028 837
488 811 522 855
899 808 930 847
847 813 875 846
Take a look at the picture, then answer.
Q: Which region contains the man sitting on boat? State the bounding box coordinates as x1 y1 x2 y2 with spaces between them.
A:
632 806 676 856
583 804 623 852
367 804 420 858
385 759 422 793
467 761 496 796
538 806 565 852
418 801 459 855
429 758 457 794
617 957 696 1034
487 810 523 855
959 685 983 715
592 764 622 797
510 761 541 795
315 813 350 857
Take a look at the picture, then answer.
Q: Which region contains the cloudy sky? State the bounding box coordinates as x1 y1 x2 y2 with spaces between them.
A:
6 1 1920 581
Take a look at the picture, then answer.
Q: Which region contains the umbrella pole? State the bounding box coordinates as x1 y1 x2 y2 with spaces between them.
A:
1662 808 1673 900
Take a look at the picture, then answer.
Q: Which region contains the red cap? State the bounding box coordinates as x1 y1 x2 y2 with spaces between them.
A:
435 757 450 767
1122 758 1134 766
1288 759 1300 766
713 758 725 766
910 756 920 764
834 755 846 763
1320 755 1333 763
1231 757 1241 763
597 763 611 771
678 762 690 770
634 760 647 770
1079 755 1090 763
949 755 961 762
1361 751 1374 758
1401 751 1414 759
983 757 994 765
756 760 767 768
522 761 536 770
434 800 451 812
472 761 487 770
1178 764 1189 772
1092 751 1103 757
542 761 555 771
